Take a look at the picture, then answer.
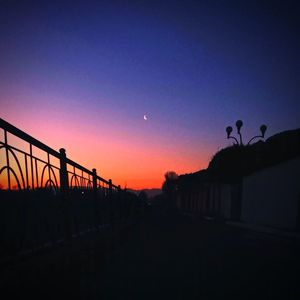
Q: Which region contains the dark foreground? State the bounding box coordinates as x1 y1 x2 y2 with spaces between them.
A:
1 208 300 300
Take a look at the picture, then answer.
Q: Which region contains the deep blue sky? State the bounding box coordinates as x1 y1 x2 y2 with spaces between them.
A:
0 0 299 188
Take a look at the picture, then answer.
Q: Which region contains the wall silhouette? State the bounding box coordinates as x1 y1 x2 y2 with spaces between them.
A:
176 128 300 228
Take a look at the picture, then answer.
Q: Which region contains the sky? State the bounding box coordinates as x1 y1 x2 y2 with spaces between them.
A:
0 0 299 189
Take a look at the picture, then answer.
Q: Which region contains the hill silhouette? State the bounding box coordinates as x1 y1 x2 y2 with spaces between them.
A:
179 128 300 185
128 188 162 199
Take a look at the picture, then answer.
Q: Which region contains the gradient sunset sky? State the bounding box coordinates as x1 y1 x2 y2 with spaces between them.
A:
1 0 299 189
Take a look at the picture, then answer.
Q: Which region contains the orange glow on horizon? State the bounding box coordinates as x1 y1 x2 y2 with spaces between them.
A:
1 102 212 190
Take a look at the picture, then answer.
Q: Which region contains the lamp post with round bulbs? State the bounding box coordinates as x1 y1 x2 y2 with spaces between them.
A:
226 120 267 146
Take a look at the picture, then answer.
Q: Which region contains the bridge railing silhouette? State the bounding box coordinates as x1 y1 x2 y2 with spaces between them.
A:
0 118 137 262
0 118 119 192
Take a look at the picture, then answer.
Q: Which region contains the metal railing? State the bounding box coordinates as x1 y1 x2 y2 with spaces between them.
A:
0 118 137 262
0 118 119 192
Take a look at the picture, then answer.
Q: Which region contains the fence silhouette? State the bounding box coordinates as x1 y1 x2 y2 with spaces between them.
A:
0 118 138 263
0 118 120 192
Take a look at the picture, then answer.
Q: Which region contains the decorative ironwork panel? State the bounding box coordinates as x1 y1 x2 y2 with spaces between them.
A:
0 118 120 193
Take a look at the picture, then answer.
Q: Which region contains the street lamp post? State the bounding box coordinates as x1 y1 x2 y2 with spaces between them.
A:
226 120 267 146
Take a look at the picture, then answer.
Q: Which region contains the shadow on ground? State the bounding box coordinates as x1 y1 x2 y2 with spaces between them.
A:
1 207 300 300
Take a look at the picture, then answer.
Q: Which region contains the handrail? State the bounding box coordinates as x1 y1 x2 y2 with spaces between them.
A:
0 118 60 158
0 117 120 190
65 157 112 186
0 118 137 260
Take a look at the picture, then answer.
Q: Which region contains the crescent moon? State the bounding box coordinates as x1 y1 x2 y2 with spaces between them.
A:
143 115 147 121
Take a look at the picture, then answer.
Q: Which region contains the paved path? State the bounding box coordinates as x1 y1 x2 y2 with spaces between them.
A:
1 210 300 299
95 211 300 299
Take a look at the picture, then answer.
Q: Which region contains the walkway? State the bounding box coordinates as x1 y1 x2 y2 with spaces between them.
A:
1 209 300 299
95 210 300 299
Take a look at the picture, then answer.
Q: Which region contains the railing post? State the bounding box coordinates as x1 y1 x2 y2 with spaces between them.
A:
4 130 11 190
117 184 122 220
59 148 69 190
109 179 112 196
92 168 97 192
108 179 114 226
92 168 100 228
59 148 71 241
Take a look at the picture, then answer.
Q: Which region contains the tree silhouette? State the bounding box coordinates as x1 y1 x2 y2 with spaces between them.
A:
162 171 178 210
